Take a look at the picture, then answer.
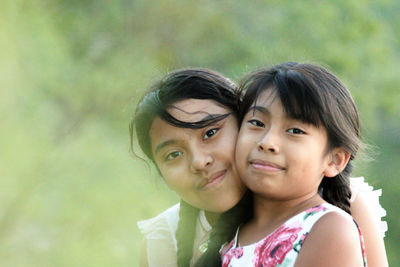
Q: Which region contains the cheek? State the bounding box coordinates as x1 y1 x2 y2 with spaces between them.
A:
226 133 239 154
218 129 239 156
158 164 188 191
287 145 322 174
236 129 254 152
235 133 250 166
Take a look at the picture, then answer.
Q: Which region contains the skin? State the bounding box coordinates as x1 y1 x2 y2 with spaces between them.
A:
149 99 246 216
295 212 365 267
235 90 341 205
141 97 387 266
234 89 363 265
350 192 388 266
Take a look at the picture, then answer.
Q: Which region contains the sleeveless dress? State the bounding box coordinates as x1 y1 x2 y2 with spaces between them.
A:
137 177 386 266
220 203 367 267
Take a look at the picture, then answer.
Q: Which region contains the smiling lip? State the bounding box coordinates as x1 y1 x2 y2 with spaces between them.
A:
249 159 285 172
199 170 227 190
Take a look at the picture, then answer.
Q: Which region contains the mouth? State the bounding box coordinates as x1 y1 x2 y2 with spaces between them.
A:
249 159 285 172
199 170 227 190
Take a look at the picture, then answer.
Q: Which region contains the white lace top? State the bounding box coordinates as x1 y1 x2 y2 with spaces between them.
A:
137 177 387 266
137 204 212 267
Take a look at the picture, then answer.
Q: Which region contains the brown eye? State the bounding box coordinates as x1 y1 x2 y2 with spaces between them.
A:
203 128 219 140
248 119 265 128
165 151 182 161
287 128 305 134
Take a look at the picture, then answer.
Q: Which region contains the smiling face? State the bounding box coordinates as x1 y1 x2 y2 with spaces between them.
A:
235 89 335 201
149 99 246 212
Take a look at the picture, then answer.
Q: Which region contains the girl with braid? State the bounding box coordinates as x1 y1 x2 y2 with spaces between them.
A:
132 67 387 267
195 62 382 266
133 68 246 267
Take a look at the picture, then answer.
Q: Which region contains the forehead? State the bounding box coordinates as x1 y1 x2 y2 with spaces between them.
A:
149 98 233 152
248 88 279 111
149 116 186 149
255 88 276 103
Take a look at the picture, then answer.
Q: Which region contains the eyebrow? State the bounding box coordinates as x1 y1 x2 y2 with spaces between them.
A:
154 140 178 155
153 113 229 155
168 105 228 121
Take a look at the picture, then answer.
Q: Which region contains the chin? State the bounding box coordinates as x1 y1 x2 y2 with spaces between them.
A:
215 194 245 212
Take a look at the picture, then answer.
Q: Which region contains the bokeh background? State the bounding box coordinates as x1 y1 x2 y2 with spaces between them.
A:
1 0 399 266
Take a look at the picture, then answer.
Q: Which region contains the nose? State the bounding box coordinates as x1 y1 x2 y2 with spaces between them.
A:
190 148 213 173
257 129 280 154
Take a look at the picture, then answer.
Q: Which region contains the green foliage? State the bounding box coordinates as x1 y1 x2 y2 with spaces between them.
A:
1 0 399 265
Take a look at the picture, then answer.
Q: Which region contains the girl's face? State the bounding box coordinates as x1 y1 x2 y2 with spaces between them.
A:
235 89 334 200
149 99 246 212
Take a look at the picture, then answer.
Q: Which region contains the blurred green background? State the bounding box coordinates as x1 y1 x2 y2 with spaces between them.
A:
1 0 399 266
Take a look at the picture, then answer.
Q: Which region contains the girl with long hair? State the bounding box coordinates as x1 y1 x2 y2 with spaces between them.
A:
132 67 387 267
196 62 383 266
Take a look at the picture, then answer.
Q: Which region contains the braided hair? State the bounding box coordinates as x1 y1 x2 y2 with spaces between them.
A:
130 68 241 267
176 200 200 267
194 191 253 267
195 62 362 265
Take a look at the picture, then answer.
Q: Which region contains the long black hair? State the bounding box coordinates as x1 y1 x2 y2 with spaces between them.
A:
130 68 241 267
195 62 362 266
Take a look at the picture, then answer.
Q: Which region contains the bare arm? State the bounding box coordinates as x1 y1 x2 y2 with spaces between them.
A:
350 192 388 267
295 212 364 267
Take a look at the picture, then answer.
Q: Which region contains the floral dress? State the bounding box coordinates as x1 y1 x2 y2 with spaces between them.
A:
220 203 367 267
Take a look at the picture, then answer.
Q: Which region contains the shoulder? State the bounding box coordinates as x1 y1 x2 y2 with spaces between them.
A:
296 205 364 266
311 209 360 244
137 203 181 240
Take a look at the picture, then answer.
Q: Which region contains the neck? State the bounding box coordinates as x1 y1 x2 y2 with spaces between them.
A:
204 211 221 226
252 192 324 226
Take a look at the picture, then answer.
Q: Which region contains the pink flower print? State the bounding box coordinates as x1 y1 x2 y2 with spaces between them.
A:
221 239 243 267
300 232 308 243
293 232 309 253
304 205 327 220
221 247 243 266
253 221 302 267
305 205 327 214
220 238 235 257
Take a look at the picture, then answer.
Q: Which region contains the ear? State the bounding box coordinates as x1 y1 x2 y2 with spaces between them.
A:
323 147 351 178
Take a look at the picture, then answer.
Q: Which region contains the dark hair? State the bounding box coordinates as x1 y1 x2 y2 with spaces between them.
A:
195 62 361 266
240 62 360 212
194 191 253 267
130 68 240 161
130 68 241 267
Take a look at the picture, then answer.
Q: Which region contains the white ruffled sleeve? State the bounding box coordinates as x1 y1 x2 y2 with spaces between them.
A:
137 203 180 267
350 177 388 237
